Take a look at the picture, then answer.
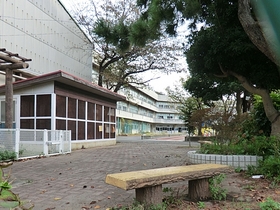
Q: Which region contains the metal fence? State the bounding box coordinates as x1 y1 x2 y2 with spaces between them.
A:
0 129 71 159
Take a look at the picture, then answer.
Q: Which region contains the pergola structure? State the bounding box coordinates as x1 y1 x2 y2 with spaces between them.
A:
0 48 31 128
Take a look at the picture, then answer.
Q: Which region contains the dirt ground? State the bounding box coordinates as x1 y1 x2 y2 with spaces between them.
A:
167 172 280 210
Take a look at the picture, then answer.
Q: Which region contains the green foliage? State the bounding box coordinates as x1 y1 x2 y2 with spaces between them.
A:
253 92 280 136
259 197 280 210
162 187 182 206
197 201 205 209
0 150 16 161
0 165 34 209
258 156 280 181
209 174 227 201
200 136 280 157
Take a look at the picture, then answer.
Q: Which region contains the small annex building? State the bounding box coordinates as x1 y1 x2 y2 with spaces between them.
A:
0 70 126 150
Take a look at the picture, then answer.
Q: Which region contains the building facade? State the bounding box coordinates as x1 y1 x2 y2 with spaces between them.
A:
0 0 92 81
116 86 186 135
0 0 125 149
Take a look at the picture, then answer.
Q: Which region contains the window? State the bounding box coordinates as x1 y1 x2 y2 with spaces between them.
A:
78 100 85 119
37 95 51 116
96 104 102 121
87 102 95 120
56 95 66 117
87 122 95 139
21 95 34 117
68 98 76 118
78 121 85 140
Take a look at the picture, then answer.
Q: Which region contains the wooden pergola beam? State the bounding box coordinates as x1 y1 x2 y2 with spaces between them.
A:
0 63 29 70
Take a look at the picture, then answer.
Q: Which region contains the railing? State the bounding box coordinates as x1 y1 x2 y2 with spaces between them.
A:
0 129 71 159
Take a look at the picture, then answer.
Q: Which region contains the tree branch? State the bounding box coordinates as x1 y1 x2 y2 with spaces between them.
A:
238 0 280 66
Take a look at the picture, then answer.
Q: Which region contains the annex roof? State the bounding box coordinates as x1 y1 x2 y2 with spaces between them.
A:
0 70 126 101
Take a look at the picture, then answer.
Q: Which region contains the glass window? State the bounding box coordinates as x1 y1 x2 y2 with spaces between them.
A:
68 120 76 140
96 123 103 139
78 100 85 119
96 104 102 121
56 95 66 117
110 108 115 122
87 122 95 139
37 95 51 116
56 119 66 130
36 119 51 129
68 98 76 118
104 123 110 138
20 119 34 129
21 95 34 117
87 102 95 120
78 121 85 140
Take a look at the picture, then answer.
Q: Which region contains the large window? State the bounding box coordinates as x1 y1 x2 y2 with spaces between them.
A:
68 97 76 118
21 95 34 117
56 95 66 117
18 92 117 141
20 94 51 129
36 95 51 116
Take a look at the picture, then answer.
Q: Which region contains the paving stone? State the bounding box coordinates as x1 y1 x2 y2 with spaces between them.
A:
3 138 196 210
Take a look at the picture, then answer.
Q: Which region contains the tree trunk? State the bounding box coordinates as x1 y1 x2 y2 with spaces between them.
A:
236 91 242 116
5 69 13 129
229 70 280 136
238 0 280 67
189 178 211 201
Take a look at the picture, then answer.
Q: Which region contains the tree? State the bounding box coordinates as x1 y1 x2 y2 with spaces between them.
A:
135 0 280 136
73 0 185 92
184 75 251 115
166 84 205 136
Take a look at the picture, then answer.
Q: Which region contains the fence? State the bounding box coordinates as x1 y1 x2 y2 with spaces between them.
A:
0 129 71 159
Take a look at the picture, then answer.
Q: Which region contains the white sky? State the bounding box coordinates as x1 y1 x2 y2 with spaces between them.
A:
60 0 189 94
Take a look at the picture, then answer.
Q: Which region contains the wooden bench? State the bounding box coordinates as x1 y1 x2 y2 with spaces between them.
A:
105 164 233 205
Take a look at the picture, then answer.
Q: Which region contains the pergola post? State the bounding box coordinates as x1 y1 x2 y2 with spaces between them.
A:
5 68 13 129
0 48 31 129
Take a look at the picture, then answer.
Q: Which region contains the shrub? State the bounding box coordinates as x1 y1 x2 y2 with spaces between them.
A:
259 156 280 180
0 150 16 161
199 136 280 157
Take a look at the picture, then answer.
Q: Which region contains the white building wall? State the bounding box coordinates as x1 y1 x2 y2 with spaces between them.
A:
116 86 186 135
0 0 92 81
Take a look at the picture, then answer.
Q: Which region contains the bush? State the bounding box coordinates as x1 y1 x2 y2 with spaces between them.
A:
0 150 16 161
199 136 280 157
259 156 280 180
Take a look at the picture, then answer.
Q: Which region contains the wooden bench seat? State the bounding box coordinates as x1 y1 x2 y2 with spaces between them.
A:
105 164 233 205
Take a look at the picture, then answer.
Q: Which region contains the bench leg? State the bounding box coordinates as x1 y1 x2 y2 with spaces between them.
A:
189 178 211 200
135 185 162 205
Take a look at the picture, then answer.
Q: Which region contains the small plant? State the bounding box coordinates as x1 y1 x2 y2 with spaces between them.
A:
0 150 16 161
235 166 242 173
197 201 205 209
258 156 280 181
259 197 280 210
209 174 227 201
162 187 183 206
0 163 34 209
243 185 255 191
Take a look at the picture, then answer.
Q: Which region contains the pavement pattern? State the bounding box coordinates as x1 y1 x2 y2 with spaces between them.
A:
4 138 199 210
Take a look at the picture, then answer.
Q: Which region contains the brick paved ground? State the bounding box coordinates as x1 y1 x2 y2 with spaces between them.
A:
3 139 199 210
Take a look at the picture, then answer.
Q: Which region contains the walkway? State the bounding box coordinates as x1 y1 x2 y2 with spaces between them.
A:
5 139 199 210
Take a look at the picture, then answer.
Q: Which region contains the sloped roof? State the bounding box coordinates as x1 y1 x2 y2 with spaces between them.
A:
0 70 126 101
